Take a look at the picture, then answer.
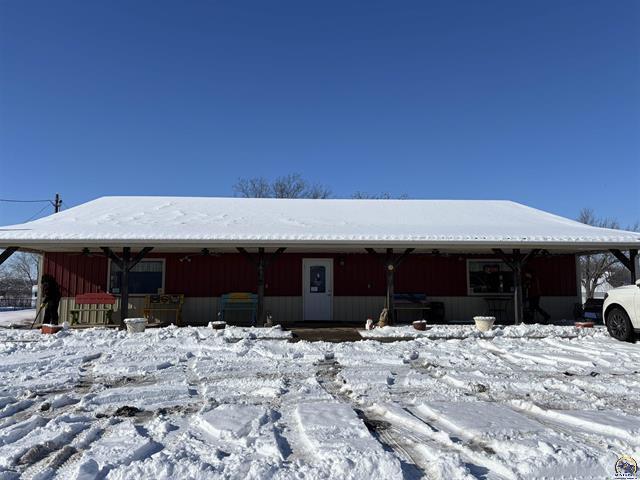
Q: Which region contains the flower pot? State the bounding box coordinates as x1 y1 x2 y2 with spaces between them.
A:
124 318 147 333
41 324 63 335
412 320 427 331
211 321 226 330
575 321 594 329
473 316 496 332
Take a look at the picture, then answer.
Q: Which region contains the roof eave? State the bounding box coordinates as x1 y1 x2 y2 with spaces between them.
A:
2 238 639 253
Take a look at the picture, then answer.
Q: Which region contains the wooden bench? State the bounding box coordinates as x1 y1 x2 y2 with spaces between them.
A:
143 294 184 326
69 292 117 326
219 292 258 325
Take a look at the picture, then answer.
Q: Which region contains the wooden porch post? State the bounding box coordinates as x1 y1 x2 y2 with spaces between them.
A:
610 249 639 282
493 248 539 325
237 247 286 326
366 247 414 325
386 250 395 323
101 246 154 328
0 247 19 266
512 249 523 325
121 247 131 323
257 248 265 327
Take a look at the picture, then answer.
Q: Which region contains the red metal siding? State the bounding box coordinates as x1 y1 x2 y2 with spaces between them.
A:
44 252 577 298
163 254 258 296
334 254 385 295
44 253 108 297
396 255 469 296
528 255 577 296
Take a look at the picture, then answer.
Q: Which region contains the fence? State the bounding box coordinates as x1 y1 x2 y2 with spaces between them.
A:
0 297 33 308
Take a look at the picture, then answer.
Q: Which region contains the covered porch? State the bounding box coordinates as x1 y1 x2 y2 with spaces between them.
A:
0 197 638 329
1 243 637 328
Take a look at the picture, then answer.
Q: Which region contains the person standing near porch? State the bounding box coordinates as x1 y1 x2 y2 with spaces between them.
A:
524 270 551 324
41 274 61 325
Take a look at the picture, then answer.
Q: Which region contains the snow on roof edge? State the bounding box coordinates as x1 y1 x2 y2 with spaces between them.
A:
0 196 638 247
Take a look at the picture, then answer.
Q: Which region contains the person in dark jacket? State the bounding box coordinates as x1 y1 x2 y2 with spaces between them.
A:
41 274 61 325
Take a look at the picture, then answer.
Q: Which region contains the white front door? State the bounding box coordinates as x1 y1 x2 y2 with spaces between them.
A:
303 258 333 321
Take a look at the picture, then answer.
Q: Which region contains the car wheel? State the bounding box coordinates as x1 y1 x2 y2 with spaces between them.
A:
606 307 636 343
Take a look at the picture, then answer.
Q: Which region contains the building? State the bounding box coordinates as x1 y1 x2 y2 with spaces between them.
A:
0 197 638 326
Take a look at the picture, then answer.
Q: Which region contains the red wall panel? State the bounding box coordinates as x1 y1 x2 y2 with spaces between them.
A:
43 253 108 297
396 255 469 296
528 255 577 296
44 251 577 298
163 254 258 296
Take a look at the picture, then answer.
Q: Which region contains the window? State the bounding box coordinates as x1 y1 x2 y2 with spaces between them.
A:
468 260 514 295
109 259 164 295
309 265 326 293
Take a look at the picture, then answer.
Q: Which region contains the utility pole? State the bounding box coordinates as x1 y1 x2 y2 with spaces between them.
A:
54 193 62 213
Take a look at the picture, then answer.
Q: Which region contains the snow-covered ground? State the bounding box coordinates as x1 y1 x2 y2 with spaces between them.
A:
0 308 35 328
0 318 639 479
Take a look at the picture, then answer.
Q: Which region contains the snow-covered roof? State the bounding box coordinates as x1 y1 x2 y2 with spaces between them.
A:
0 196 638 251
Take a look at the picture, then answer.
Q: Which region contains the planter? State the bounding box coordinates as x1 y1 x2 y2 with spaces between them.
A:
211 321 226 330
575 321 595 329
473 316 496 332
124 318 147 333
41 324 63 335
412 320 428 331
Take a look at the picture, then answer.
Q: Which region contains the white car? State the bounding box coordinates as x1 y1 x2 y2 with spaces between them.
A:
603 279 640 342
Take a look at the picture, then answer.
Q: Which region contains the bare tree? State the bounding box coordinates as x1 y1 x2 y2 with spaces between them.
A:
577 208 637 298
233 173 331 199
0 252 39 303
272 174 307 198
233 177 271 198
10 253 39 286
303 183 332 199
351 192 409 199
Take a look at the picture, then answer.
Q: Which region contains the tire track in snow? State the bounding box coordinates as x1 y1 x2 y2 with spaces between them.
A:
9 418 90 479
509 399 640 451
474 342 606 406
368 404 517 480
33 418 115 479
313 356 430 479
13 352 163 480
333 354 520 479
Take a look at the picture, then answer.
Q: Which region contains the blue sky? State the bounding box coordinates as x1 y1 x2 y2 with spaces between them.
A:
1 0 638 227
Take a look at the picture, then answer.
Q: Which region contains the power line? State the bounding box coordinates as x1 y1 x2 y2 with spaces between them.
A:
0 194 64 220
23 204 51 222
0 198 53 204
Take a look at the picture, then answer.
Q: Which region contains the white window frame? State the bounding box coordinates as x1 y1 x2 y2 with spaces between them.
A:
107 258 166 296
466 259 514 296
